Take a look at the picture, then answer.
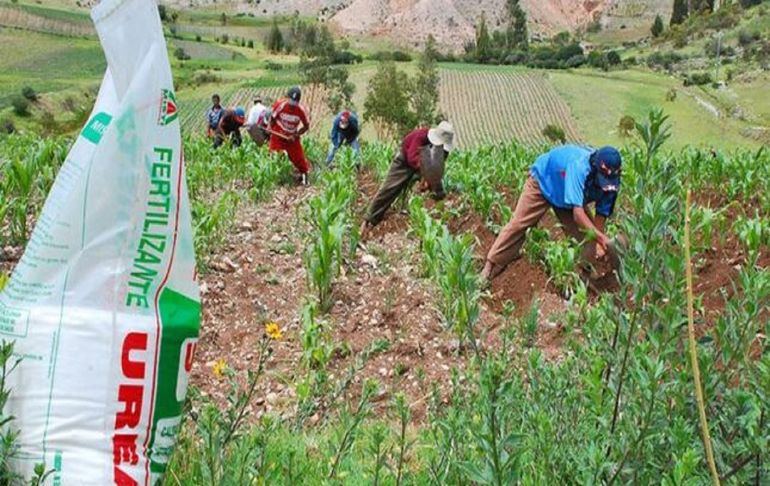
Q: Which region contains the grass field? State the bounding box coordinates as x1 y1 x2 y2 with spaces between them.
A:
548 68 761 149
0 27 104 108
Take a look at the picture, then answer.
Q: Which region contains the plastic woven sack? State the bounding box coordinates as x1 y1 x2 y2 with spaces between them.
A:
0 0 199 483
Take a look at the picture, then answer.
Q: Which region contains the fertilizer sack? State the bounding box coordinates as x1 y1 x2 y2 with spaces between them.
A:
0 0 199 483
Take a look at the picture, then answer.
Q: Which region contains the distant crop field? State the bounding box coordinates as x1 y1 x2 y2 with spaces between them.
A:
439 67 581 147
172 39 241 60
0 4 94 37
0 28 104 107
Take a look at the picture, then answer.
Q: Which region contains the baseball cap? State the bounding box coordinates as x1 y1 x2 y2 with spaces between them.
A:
235 107 245 118
287 86 302 103
428 121 455 152
339 111 350 127
593 146 622 192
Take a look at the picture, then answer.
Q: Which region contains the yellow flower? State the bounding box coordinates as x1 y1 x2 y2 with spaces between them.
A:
265 322 283 340
212 358 227 378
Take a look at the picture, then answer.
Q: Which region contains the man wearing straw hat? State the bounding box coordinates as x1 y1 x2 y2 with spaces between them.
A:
360 121 455 239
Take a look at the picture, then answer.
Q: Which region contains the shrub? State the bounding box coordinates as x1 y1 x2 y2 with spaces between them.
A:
11 96 30 117
737 30 759 47
247 39 254 48
265 61 283 70
606 50 621 66
684 72 713 86
195 34 202 42
392 50 412 62
666 88 677 101
618 115 636 137
2 120 15 134
194 71 221 85
332 50 363 65
39 111 58 133
647 51 684 70
542 124 566 144
221 33 229 44
174 47 190 60
21 86 38 102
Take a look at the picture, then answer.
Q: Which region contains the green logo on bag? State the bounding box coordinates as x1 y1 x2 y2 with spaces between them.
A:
158 89 178 126
80 112 113 144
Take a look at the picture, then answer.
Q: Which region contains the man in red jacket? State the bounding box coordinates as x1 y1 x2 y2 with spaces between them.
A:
360 121 455 239
269 86 311 184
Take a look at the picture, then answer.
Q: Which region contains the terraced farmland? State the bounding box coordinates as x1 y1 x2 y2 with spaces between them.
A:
0 4 94 37
439 68 581 147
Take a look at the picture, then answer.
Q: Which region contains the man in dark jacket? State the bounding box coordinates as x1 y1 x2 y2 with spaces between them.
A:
213 107 245 148
206 94 223 138
326 111 361 167
360 121 455 239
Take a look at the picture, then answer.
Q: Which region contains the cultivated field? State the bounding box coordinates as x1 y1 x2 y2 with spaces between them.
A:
439 66 581 147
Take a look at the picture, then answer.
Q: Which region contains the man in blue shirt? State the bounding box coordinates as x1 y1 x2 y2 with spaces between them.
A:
481 145 622 282
206 94 223 138
326 111 361 167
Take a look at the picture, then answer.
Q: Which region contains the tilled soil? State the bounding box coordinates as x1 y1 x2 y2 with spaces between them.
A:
2 176 767 423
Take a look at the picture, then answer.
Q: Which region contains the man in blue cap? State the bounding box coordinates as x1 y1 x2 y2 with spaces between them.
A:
213 106 246 148
326 110 361 167
481 145 623 282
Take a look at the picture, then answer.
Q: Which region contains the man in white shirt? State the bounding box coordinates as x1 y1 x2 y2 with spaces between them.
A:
246 97 269 146
246 97 267 127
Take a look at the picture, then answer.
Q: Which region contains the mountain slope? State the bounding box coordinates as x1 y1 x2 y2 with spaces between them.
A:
165 0 669 51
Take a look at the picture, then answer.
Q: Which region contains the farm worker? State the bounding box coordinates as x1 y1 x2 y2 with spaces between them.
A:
326 110 361 167
360 121 455 240
269 86 311 185
246 97 267 127
213 107 245 148
480 145 623 282
246 97 270 146
206 93 223 138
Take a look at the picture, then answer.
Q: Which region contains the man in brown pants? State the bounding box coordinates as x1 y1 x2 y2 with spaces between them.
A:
481 144 623 282
360 122 455 239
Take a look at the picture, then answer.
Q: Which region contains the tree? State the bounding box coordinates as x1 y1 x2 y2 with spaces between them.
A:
298 25 354 118
220 12 227 25
265 19 284 53
475 13 492 62
506 0 529 51
364 62 416 139
651 14 664 38
671 0 688 25
606 50 621 66
412 34 440 126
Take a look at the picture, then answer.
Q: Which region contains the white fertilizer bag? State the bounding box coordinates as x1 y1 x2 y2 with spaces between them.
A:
0 0 199 483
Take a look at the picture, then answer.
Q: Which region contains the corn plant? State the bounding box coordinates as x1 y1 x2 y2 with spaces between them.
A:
408 196 445 277
436 232 482 356
541 238 583 297
192 190 240 265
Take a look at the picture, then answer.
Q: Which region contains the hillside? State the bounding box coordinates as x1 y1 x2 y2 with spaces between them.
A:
161 0 650 50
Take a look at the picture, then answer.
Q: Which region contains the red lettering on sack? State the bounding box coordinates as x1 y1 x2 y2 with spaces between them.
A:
113 434 139 465
114 466 139 486
115 385 143 429
122 332 148 379
113 331 149 485
184 342 196 373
